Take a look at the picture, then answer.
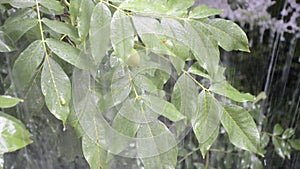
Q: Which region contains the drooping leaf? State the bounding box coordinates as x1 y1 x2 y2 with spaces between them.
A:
189 5 223 19
172 73 198 121
184 21 220 76
72 68 108 148
0 111 32 154
89 3 111 64
199 125 219 158
210 81 254 102
78 0 95 40
45 38 95 70
42 18 79 41
221 105 262 155
142 95 185 122
192 91 222 143
201 18 250 52
7 0 35 8
1 18 38 41
0 95 23 108
82 135 110 169
0 31 16 52
40 0 64 15
12 40 44 91
111 10 135 60
137 121 178 169
41 57 71 124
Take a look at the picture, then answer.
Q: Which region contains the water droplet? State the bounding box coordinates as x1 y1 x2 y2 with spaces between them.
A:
60 97 66 105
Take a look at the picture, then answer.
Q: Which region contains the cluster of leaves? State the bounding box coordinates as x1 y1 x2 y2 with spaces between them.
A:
0 0 268 168
260 124 300 159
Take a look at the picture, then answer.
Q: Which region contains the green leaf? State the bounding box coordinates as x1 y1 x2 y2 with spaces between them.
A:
7 0 35 8
210 81 254 102
69 0 82 25
45 38 95 70
40 0 64 15
172 73 198 121
133 74 157 93
0 95 23 108
272 137 291 159
89 3 111 64
0 111 32 154
120 0 193 16
188 65 212 80
282 128 295 139
78 0 95 40
110 109 139 154
184 21 220 76
202 18 250 52
273 123 284 136
189 5 223 19
12 40 44 91
111 10 135 60
41 57 71 124
261 133 270 149
142 95 185 122
288 139 300 150
72 68 108 148
221 105 262 155
42 18 79 41
82 135 110 169
137 121 178 169
0 31 16 52
199 125 219 158
2 18 38 41
132 16 173 56
160 18 191 61
110 67 132 107
192 91 222 143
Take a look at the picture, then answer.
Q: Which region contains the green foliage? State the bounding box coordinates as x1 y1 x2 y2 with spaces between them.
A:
0 0 281 168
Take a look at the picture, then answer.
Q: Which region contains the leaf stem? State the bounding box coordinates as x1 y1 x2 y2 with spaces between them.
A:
126 67 140 100
183 70 209 92
205 152 209 169
35 0 46 52
62 0 70 7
